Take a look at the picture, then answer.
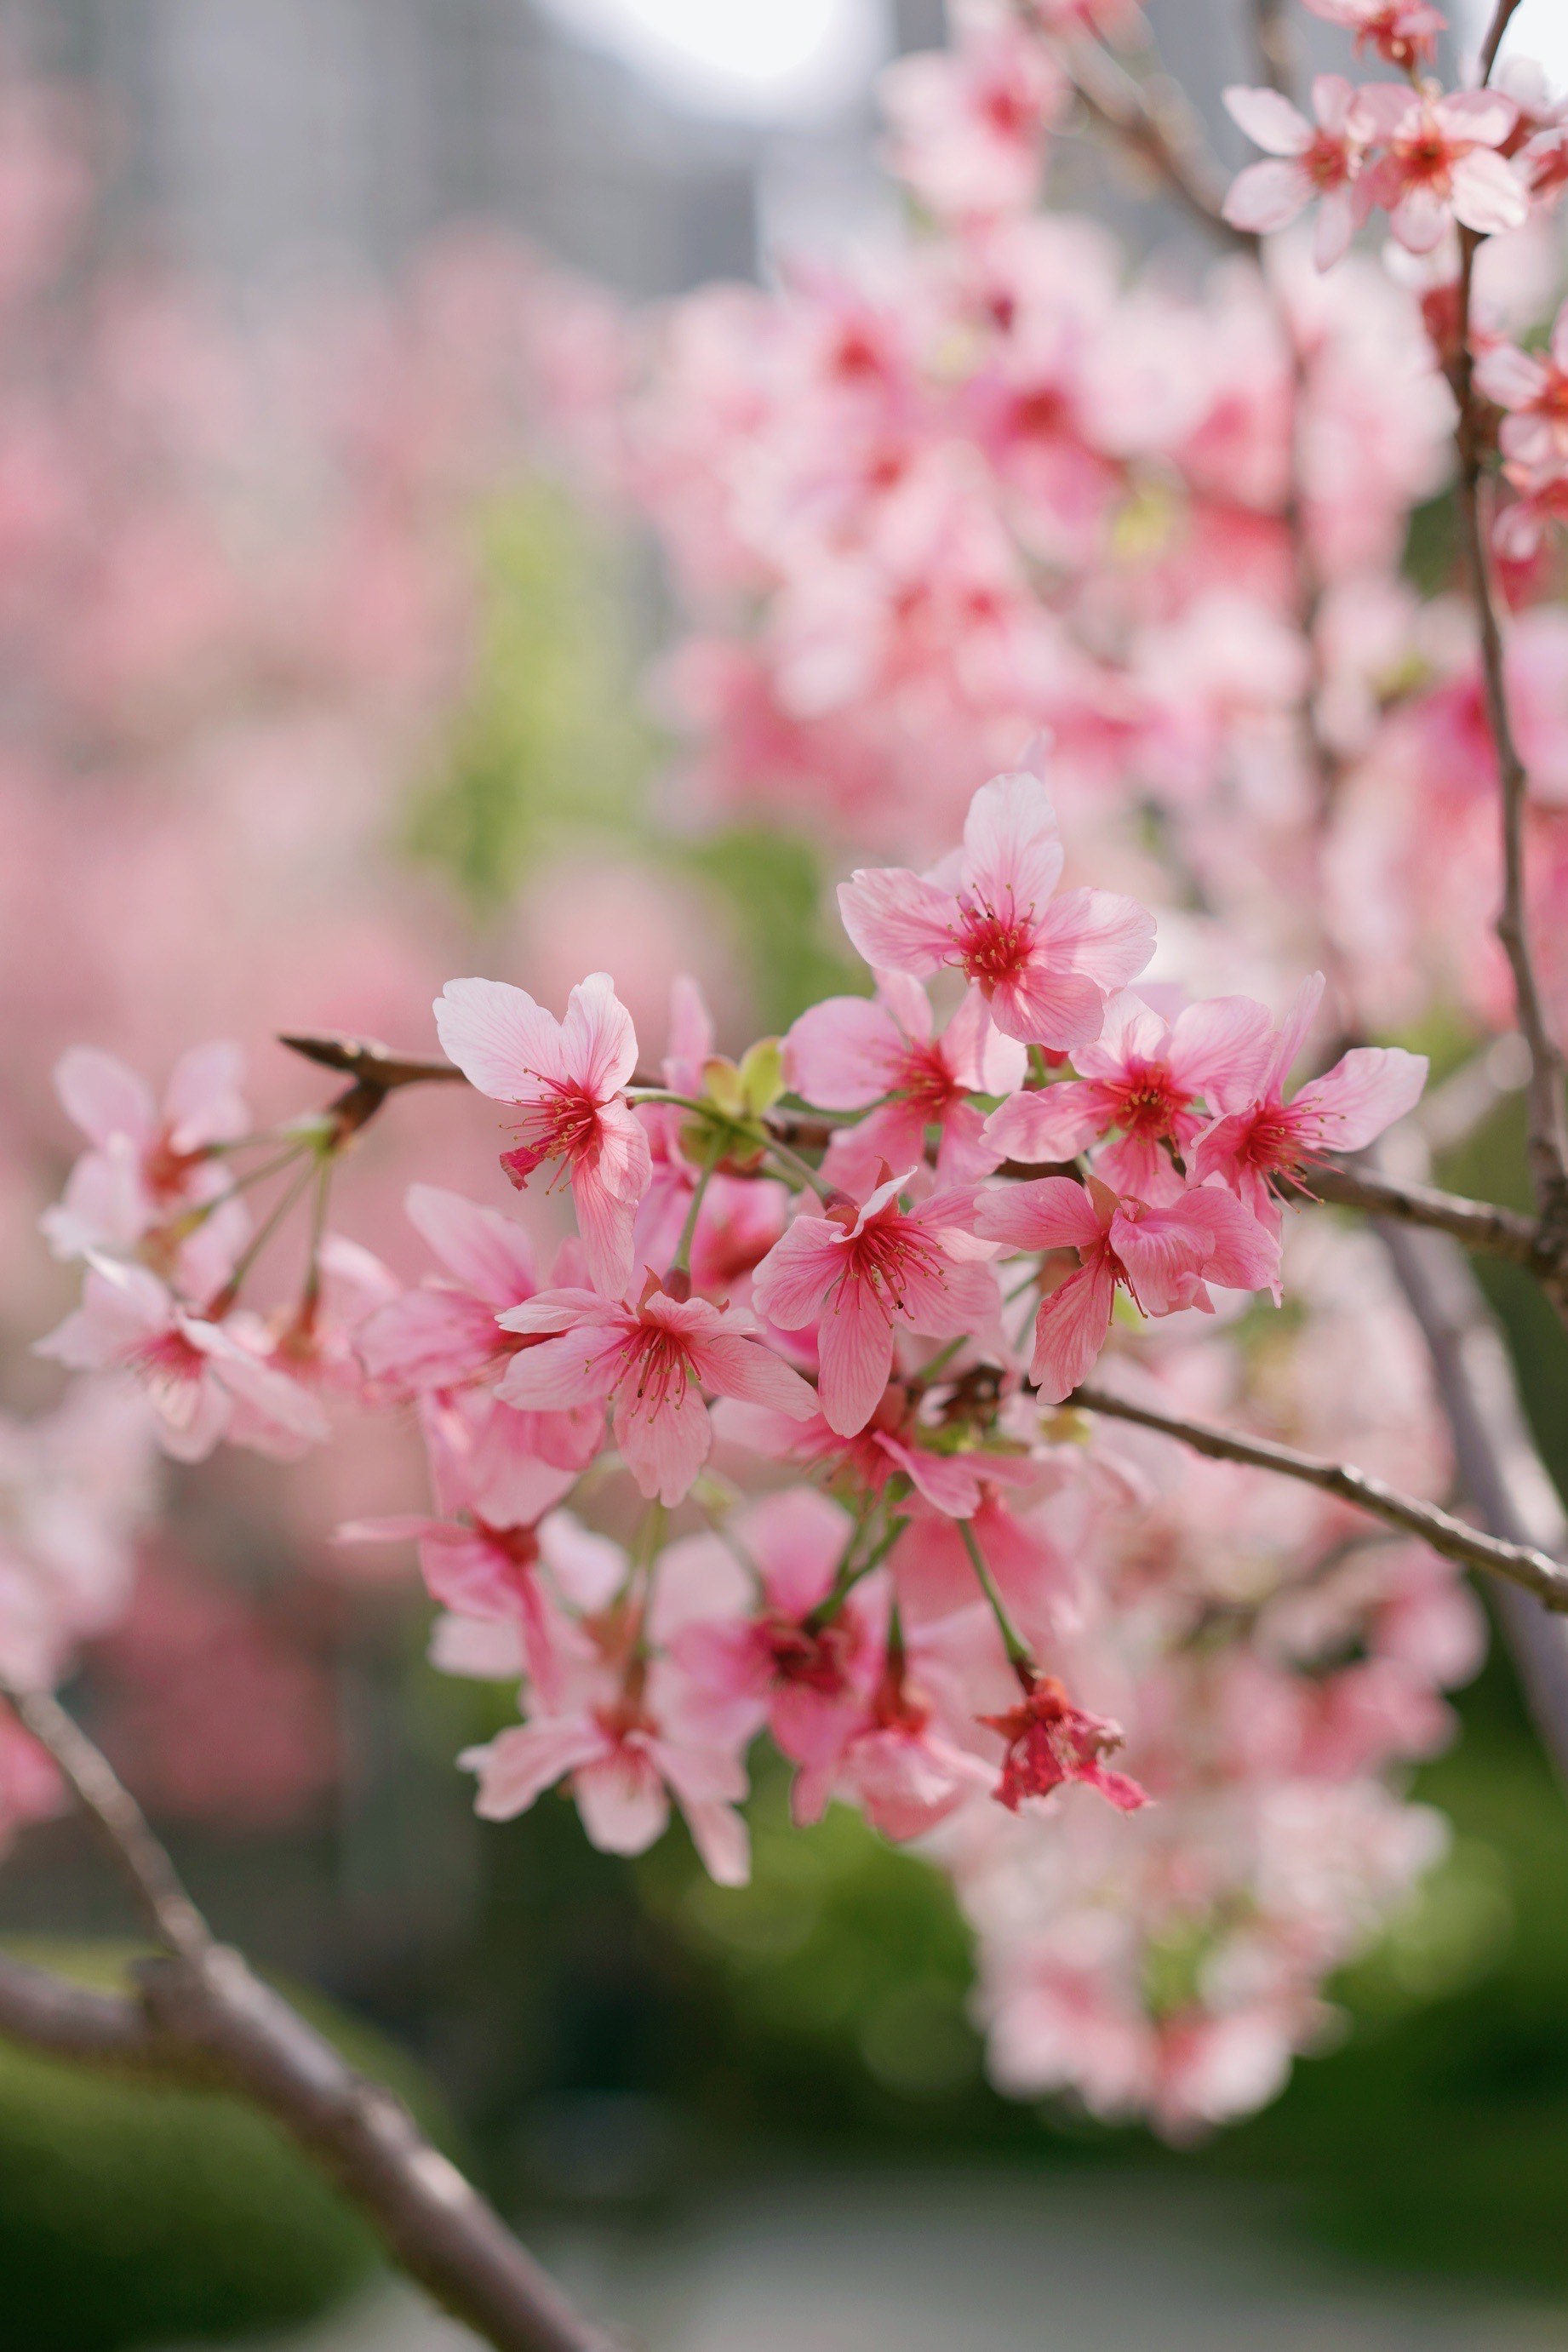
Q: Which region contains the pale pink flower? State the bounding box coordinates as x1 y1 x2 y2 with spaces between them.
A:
879 20 1065 221
976 1173 1279 1400
43 1039 248 1265
461 1655 751 1885
494 1278 816 1504
837 773 1155 1050
433 972 652 1299
798 1643 993 1839
1354 85 1526 253
1222 77 1370 268
1474 302 1568 470
36 1254 327 1462
1496 457 1568 561
785 972 1027 1188
1301 0 1444 70
358 1184 541 1394
752 1170 1000 1438
1193 973 1428 1233
983 988 1273 1203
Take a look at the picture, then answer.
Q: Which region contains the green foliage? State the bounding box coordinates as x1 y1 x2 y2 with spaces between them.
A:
408 484 655 907
0 1941 443 2351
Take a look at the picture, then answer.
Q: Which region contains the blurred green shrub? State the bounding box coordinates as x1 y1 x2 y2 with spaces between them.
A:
0 1941 442 2350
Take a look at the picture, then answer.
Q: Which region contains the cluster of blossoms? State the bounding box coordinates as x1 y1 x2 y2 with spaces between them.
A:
28 767 1469 2131
7 0 1564 2144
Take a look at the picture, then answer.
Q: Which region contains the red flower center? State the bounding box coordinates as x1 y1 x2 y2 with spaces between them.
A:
953 895 1034 989
1111 1065 1189 1140
502 1080 602 1187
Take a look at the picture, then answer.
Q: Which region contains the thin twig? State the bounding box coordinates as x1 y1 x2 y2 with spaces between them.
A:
1249 0 1299 96
1306 1162 1546 1269
1052 31 1256 249
1067 1381 1568 1611
1445 1 1568 1233
0 1686 619 2352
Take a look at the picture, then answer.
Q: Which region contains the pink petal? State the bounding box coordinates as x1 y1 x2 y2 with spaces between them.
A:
575 1746 673 1854
837 867 956 976
975 1174 1104 1254
743 1485 855 1615
875 969 936 1044
406 1184 537 1307
1389 184 1451 255
54 1048 155 1150
463 1720 604 1818
816 1279 896 1436
1451 148 1530 236
433 977 565 1102
495 1324 624 1410
1165 994 1274 1100
1289 1045 1428 1152
1311 73 1354 138
1035 888 1158 993
561 971 640 1098
1179 1185 1281 1294
163 1041 249 1153
672 1794 750 1886
615 1379 714 1503
691 1332 819 1417
1222 83 1313 157
572 1154 643 1300
785 995 904 1108
1350 83 1417 142
989 964 1107 1050
1264 972 1326 1094
947 987 1028 1094
1072 991 1169 1082
1434 89 1517 146
1108 1205 1214 1317
752 1215 844 1329
539 1512 627 1609
666 973 715 1084
1029 1262 1116 1402
1313 185 1356 271
959 772 1066 916
1474 345 1547 415
982 1082 1108 1164
1223 158 1312 234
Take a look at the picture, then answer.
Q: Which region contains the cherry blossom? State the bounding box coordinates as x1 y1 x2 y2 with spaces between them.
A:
753 1169 1000 1436
979 1673 1147 1812
837 772 1156 1050
1193 973 1428 1233
433 973 652 1298
1222 77 1370 268
1354 85 1528 253
1474 300 1568 470
976 1172 1279 1399
1300 0 1445 70
494 1276 816 1503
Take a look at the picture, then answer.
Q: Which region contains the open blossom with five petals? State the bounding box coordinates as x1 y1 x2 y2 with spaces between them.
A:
752 1169 1000 1438
1222 78 1370 268
494 1278 816 1504
35 1255 327 1462
837 773 1155 1050
979 1673 1147 1812
983 989 1273 1204
976 1173 1279 1401
43 1040 249 1273
461 1653 752 1885
433 973 652 1299
1193 974 1428 1236
1354 85 1527 253
785 971 1027 1189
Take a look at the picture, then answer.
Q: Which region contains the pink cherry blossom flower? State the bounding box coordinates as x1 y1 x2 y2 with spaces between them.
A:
796 1640 993 1839
665 1488 883 1808
1193 973 1428 1233
43 1039 249 1268
983 988 1273 1202
1496 456 1568 562
461 1654 751 1884
752 1169 1000 1438
433 972 652 1299
35 1254 327 1462
879 18 1065 222
493 1278 816 1504
1300 0 1444 70
1474 301 1568 471
976 1173 1279 1400
978 1672 1147 1811
838 772 1155 1050
1222 77 1370 269
1354 85 1526 254
785 972 1027 1189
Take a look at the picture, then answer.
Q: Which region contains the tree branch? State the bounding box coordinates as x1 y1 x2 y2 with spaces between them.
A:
1306 1163 1547 1270
0 1685 620 2352
1067 1381 1568 1611
1446 3 1568 1233
1050 32 1256 250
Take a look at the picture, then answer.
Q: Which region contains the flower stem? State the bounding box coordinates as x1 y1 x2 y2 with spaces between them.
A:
670 1147 720 1278
764 1135 833 1202
960 1519 1034 1684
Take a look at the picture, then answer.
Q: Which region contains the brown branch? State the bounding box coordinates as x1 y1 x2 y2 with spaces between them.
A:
1067 1381 1568 1611
1250 0 1299 95
1306 1163 1547 1270
1375 1219 1568 1792
0 1685 619 2352
1052 32 1256 250
1445 3 1568 1235
278 1033 466 1091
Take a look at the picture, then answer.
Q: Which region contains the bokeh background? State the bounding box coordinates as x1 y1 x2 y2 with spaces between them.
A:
3 3 1568 2347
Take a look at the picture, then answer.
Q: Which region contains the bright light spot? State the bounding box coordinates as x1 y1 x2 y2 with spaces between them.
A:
1457 0 1568 89
537 0 889 123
